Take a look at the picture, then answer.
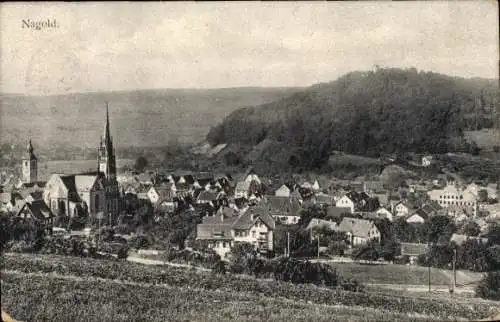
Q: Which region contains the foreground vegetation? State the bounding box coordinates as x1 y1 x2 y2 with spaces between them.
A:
1 272 435 322
1 253 498 321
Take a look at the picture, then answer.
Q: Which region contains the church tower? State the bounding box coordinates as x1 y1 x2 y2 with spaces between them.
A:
97 103 117 179
22 139 37 183
97 103 120 219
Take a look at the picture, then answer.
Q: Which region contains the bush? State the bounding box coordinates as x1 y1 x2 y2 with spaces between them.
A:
475 271 500 300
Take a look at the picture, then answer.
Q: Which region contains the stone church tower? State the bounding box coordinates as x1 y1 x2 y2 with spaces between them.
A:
22 139 37 183
98 103 117 179
97 103 120 217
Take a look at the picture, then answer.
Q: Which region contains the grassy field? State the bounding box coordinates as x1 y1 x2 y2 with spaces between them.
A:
1 253 498 322
322 262 484 286
1 271 433 322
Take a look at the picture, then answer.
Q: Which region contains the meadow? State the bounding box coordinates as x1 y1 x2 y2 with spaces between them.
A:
323 262 483 286
1 253 498 322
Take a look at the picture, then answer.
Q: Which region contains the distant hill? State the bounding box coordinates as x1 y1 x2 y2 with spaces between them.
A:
207 68 499 170
0 87 301 150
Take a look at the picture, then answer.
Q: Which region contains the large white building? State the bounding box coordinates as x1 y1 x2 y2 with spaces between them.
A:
427 182 477 215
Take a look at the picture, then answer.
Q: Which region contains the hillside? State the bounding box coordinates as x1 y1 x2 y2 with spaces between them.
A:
207 68 499 170
0 87 301 150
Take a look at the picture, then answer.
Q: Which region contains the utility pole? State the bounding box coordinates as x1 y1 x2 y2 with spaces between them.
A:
287 232 290 258
428 262 431 293
428 242 431 293
317 235 320 259
452 247 457 294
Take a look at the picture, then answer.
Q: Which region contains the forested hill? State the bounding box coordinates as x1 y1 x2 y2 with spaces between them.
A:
207 68 499 169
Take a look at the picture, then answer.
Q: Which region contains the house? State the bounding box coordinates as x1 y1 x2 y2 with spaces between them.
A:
422 155 433 167
235 181 252 199
0 192 14 213
336 193 356 212
337 218 381 246
325 206 352 222
232 206 275 253
450 233 488 246
312 180 321 192
337 191 378 213
406 209 428 224
313 193 336 207
427 182 478 215
22 191 44 203
473 217 489 233
196 205 275 259
175 183 192 198
371 191 390 207
363 181 385 194
241 167 261 184
196 190 223 206
264 196 301 225
194 177 214 190
306 218 338 232
394 201 412 217
147 183 176 205
275 184 292 197
400 242 428 264
465 183 498 201
135 172 153 185
299 181 313 190
16 199 55 234
375 207 393 221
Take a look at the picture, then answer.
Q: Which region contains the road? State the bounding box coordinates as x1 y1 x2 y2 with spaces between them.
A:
126 255 211 272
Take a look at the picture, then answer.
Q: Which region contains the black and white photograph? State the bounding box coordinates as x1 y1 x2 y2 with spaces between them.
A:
1 2 499 321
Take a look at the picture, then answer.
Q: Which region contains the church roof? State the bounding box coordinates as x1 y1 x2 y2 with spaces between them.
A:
74 174 99 192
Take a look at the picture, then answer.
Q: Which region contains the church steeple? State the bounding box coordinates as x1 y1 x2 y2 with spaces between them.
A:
104 102 111 147
97 102 117 179
22 138 37 183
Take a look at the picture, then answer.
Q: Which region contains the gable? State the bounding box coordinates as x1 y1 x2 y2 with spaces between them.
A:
45 175 69 199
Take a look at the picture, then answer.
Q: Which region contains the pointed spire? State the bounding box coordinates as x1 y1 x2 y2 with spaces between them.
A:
104 101 111 143
27 138 33 154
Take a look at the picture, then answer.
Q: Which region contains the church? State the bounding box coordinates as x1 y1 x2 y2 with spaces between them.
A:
42 104 120 220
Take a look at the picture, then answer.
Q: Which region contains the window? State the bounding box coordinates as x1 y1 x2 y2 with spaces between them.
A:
95 194 100 211
252 231 256 238
223 242 228 248
58 200 66 215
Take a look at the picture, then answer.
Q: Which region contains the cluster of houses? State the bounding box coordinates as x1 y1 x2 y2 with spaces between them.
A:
2 138 499 262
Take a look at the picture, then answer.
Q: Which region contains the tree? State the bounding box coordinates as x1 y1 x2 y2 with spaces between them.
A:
229 242 259 274
476 271 500 300
134 156 148 172
463 221 481 237
477 189 488 203
485 224 500 245
425 215 456 243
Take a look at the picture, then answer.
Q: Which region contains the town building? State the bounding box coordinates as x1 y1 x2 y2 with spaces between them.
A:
337 217 381 246
16 199 54 234
196 206 275 259
427 182 478 215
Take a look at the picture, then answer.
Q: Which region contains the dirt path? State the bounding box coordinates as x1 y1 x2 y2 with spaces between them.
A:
367 283 475 294
126 255 211 272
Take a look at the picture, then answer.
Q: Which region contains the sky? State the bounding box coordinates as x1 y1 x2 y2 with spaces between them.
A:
1 1 498 95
